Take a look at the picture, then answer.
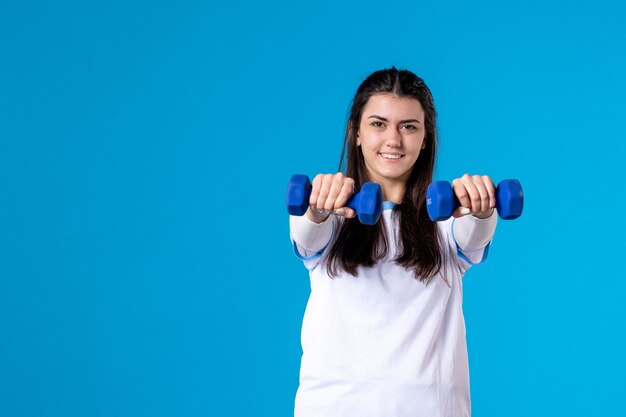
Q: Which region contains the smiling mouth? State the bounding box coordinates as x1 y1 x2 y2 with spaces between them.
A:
379 153 404 160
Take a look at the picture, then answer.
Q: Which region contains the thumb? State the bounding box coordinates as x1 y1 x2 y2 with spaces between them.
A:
336 207 357 218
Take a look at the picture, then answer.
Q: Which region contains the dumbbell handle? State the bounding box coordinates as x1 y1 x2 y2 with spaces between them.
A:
305 196 363 216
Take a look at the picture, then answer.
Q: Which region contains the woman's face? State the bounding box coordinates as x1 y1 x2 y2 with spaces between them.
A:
357 93 426 187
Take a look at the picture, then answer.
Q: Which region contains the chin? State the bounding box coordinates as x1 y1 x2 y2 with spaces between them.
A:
376 169 410 181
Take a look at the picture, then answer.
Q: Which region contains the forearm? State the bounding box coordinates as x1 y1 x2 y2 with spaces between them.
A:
290 211 334 253
453 210 498 251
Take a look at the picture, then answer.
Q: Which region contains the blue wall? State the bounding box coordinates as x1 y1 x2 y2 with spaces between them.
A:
1 0 625 415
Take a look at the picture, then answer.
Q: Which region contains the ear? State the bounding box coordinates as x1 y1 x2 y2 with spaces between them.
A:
356 130 361 146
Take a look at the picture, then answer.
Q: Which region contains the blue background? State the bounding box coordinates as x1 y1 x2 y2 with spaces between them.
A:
1 0 625 416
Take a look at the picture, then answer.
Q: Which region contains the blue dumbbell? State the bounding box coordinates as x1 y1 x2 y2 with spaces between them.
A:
286 174 383 225
426 179 524 221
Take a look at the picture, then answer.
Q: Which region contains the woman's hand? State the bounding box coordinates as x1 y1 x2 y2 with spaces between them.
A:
307 173 358 223
452 174 496 219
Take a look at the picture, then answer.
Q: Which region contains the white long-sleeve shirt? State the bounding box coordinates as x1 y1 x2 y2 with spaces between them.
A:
289 202 497 417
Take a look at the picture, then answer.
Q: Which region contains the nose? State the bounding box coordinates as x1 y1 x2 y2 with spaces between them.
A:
385 128 402 148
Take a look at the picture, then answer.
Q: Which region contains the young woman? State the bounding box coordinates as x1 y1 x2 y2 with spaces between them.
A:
289 67 497 417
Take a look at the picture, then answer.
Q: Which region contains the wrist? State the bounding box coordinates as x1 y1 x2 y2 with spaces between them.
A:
306 207 331 224
472 208 495 219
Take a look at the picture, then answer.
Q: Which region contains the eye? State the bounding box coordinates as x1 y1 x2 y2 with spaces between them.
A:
370 121 384 127
402 124 418 131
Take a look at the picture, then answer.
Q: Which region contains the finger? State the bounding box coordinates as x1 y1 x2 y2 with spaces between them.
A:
324 173 346 211
452 176 471 211
309 174 323 207
334 177 355 210
482 175 496 209
471 174 490 213
460 174 481 213
314 174 334 210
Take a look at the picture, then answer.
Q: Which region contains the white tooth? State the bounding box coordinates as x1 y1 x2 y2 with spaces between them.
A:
381 153 401 159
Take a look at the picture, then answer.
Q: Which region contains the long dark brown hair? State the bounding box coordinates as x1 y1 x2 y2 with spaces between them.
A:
325 67 448 285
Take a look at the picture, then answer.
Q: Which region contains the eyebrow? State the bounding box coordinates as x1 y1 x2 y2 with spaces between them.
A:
368 115 421 124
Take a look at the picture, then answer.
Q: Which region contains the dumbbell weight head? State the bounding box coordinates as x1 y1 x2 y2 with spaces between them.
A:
426 181 457 221
496 179 524 220
345 182 383 225
286 174 312 216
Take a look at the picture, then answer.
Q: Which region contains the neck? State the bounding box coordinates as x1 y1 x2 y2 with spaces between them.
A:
376 177 406 203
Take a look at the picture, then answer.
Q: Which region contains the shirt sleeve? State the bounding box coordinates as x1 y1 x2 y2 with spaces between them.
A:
450 210 498 271
289 214 337 270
